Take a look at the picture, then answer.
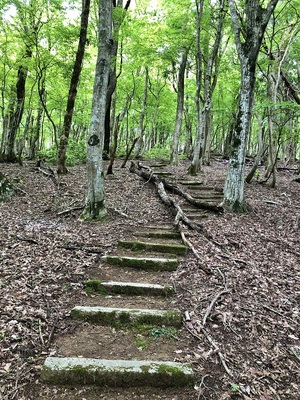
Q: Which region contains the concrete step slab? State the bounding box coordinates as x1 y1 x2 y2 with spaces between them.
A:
118 240 187 256
135 230 182 240
101 255 178 271
70 306 182 328
178 180 204 185
85 280 174 296
186 185 215 191
185 214 208 220
41 357 194 388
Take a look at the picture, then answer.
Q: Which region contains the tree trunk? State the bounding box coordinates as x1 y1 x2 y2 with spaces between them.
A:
0 66 27 162
103 0 131 160
80 0 112 221
223 0 279 212
134 66 149 158
170 49 189 165
57 0 90 174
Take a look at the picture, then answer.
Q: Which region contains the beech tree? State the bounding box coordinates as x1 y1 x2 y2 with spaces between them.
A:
223 0 279 212
80 0 112 221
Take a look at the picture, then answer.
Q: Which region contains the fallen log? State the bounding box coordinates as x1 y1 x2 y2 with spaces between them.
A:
137 162 223 213
131 162 203 233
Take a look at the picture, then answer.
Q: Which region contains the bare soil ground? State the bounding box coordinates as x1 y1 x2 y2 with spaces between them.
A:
0 158 299 399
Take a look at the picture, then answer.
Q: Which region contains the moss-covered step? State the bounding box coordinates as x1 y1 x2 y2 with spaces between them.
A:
184 214 209 221
85 280 174 296
118 240 187 255
70 306 182 328
190 191 223 198
178 180 204 185
186 185 215 191
101 255 178 271
135 230 182 240
41 357 194 388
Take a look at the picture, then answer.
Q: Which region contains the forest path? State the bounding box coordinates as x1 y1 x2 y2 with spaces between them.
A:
40 162 223 399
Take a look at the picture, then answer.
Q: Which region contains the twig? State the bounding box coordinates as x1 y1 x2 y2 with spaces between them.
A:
290 346 300 363
47 316 59 347
179 226 212 275
202 289 230 327
263 305 298 325
201 327 233 377
13 234 39 245
216 267 227 288
197 374 209 400
57 205 84 216
185 323 233 377
38 319 45 345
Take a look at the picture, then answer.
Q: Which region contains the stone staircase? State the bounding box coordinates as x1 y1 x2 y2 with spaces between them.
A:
41 223 195 390
41 162 224 397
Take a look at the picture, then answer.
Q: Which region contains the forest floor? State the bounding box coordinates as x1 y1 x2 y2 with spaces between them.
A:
0 157 299 400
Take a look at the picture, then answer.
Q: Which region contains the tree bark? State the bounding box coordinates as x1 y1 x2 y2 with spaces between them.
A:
170 49 189 165
223 0 279 212
80 0 112 221
0 65 27 162
57 0 90 174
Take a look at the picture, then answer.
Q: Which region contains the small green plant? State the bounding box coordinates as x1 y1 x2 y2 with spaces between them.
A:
230 383 240 391
149 325 178 339
135 335 150 350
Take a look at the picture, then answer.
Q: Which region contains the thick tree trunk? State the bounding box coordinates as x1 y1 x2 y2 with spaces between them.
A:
80 0 112 221
57 0 90 174
224 0 279 212
0 66 27 162
223 64 255 212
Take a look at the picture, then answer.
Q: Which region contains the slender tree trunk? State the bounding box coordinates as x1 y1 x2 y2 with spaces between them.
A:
80 0 112 221
103 0 131 160
57 0 90 174
134 67 149 158
188 0 205 173
170 49 189 165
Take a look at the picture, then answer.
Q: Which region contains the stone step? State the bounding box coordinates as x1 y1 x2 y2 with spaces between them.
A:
149 163 169 168
185 214 208 220
101 255 178 271
153 171 174 177
85 280 174 296
186 185 215 191
118 240 187 255
190 192 223 198
178 180 204 185
70 306 182 328
135 230 182 240
41 357 194 388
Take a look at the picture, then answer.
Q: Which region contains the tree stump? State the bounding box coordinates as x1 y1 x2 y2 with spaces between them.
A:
0 172 14 201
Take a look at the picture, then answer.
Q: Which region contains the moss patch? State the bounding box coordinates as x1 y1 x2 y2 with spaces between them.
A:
85 280 107 295
118 240 187 256
102 255 178 271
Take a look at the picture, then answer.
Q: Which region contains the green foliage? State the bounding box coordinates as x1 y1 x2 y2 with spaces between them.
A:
149 325 178 339
143 147 170 160
38 139 86 166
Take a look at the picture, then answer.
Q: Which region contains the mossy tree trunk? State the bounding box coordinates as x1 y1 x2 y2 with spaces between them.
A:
223 0 279 212
0 172 14 201
0 65 27 163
